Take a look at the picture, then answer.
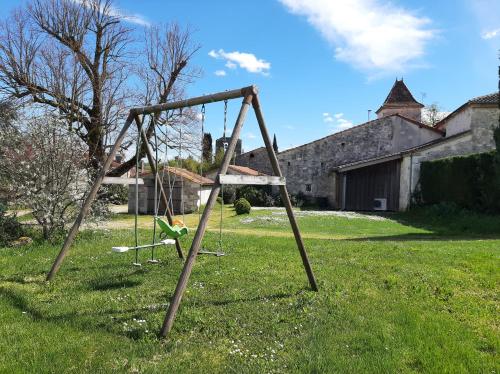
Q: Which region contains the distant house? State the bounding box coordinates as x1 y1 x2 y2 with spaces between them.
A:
128 167 214 215
236 80 499 211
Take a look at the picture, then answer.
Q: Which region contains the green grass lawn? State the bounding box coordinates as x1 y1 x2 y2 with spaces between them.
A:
0 206 498 373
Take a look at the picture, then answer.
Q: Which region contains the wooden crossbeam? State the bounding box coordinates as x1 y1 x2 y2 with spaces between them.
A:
218 175 285 186
102 177 144 185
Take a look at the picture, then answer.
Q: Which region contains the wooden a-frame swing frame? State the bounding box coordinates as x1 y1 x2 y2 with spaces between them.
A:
46 85 318 339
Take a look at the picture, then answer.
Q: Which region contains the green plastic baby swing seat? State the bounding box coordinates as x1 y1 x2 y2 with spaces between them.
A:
156 218 189 239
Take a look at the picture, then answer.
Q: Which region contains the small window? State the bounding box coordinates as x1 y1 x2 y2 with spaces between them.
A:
249 153 255 158
287 161 291 166
305 184 312 192
341 142 346 147
320 161 324 167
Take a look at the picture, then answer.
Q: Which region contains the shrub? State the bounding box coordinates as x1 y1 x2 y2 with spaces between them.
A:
101 184 128 205
290 193 305 208
419 151 500 213
0 203 23 247
234 198 251 215
221 185 236 204
235 186 276 207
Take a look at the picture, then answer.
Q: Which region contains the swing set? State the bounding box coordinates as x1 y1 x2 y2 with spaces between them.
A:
45 85 318 339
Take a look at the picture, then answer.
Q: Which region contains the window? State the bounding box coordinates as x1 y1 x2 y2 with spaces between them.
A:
305 184 312 192
320 161 324 167
287 161 291 166
249 153 255 158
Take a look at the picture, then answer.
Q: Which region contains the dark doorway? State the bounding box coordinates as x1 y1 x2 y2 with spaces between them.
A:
344 159 401 211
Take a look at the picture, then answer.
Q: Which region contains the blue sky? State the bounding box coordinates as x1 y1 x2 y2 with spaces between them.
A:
1 0 499 152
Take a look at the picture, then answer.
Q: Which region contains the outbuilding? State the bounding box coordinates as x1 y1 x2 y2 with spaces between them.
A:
128 167 214 215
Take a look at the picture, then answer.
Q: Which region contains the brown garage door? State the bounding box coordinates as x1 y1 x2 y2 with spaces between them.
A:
344 159 401 211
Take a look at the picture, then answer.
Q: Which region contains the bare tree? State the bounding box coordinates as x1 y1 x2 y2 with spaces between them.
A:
108 23 201 176
422 103 448 127
0 0 199 173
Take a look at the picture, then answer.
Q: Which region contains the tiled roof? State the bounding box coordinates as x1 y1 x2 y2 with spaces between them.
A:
378 79 424 109
142 166 214 185
228 164 266 176
469 92 499 105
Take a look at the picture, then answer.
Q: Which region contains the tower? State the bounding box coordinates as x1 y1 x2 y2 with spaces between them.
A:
376 79 424 122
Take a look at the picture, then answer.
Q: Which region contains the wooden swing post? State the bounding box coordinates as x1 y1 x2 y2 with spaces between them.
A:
45 84 318 341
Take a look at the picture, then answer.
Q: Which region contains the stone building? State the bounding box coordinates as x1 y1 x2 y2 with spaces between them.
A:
236 80 499 211
234 147 274 175
128 167 213 215
215 136 242 156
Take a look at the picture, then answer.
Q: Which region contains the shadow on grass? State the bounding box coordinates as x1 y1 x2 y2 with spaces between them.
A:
341 232 500 242
88 278 141 291
362 206 500 240
0 285 305 341
189 289 306 308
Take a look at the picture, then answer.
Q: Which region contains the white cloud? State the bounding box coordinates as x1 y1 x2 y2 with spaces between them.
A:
71 0 150 26
323 113 334 123
481 28 500 39
214 70 227 76
336 118 354 130
245 132 257 139
279 0 436 75
208 49 271 75
324 112 354 132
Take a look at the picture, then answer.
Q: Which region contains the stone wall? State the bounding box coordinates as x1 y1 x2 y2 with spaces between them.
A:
276 116 442 205
471 106 499 153
234 147 274 175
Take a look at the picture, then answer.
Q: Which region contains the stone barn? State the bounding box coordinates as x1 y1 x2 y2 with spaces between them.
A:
234 147 274 175
236 79 499 211
128 167 214 215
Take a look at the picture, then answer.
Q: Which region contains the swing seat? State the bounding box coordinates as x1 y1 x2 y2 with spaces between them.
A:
156 218 189 239
112 239 176 253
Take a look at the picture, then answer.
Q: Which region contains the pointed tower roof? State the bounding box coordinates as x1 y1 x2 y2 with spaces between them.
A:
376 79 424 113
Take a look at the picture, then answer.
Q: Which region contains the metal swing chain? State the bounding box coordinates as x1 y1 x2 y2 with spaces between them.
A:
179 108 185 223
134 115 145 266
218 100 228 257
198 104 206 224
151 114 159 262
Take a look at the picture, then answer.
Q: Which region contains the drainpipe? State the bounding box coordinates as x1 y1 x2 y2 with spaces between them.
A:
408 153 413 210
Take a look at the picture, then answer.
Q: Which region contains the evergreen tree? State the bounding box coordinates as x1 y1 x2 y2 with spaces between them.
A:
202 133 213 163
272 134 279 153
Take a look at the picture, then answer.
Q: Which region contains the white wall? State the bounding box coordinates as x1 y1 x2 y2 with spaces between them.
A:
441 107 472 137
198 187 212 208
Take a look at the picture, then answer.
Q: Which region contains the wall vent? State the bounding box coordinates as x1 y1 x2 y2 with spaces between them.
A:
373 198 387 211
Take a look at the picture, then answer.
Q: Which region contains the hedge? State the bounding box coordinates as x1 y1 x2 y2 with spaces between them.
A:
419 151 500 213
